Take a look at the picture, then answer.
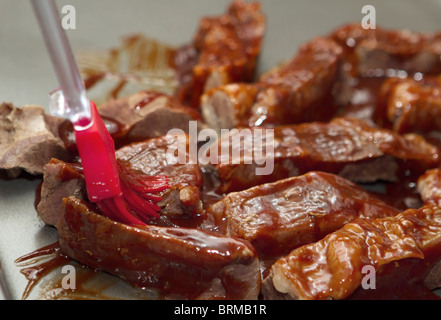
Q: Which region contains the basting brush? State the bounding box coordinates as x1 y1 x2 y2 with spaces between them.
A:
31 0 168 225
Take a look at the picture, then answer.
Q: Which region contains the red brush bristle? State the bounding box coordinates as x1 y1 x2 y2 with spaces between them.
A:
97 161 170 226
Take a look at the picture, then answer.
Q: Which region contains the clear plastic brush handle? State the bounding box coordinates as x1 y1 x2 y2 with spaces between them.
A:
31 0 91 130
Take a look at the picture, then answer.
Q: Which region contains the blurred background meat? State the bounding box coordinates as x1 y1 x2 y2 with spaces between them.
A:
175 0 266 108
201 37 344 131
0 103 70 178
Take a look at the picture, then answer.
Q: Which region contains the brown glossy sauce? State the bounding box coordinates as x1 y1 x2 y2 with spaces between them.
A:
33 69 437 300
15 242 70 300
15 242 159 300
58 120 77 156
382 169 423 211
56 196 258 300
348 252 441 300
55 162 83 182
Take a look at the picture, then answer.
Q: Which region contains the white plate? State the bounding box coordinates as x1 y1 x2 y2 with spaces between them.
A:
1 0 441 300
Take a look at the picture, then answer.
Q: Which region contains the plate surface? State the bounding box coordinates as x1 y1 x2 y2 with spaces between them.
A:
1 0 441 300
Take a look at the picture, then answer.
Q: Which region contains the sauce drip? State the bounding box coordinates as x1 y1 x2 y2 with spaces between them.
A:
15 243 70 300
15 242 159 300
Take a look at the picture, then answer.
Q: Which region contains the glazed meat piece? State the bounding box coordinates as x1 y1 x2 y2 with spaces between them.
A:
37 135 204 227
255 37 343 124
262 203 441 300
0 103 70 178
329 23 441 76
418 168 441 206
214 117 440 194
201 83 258 132
176 0 265 108
222 0 265 78
98 91 203 146
59 91 204 152
376 77 441 134
419 169 441 290
201 37 344 131
193 24 247 105
37 159 85 226
57 196 261 300
204 171 399 257
116 135 204 218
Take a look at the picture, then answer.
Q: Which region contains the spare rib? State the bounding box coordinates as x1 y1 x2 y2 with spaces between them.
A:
213 117 440 193
57 196 261 300
263 203 441 300
204 171 399 257
175 0 265 108
201 37 344 131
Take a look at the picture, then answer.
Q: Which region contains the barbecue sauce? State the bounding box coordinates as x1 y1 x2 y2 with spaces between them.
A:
15 242 159 300
15 243 70 300
53 196 259 300
25 20 441 300
33 71 440 301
